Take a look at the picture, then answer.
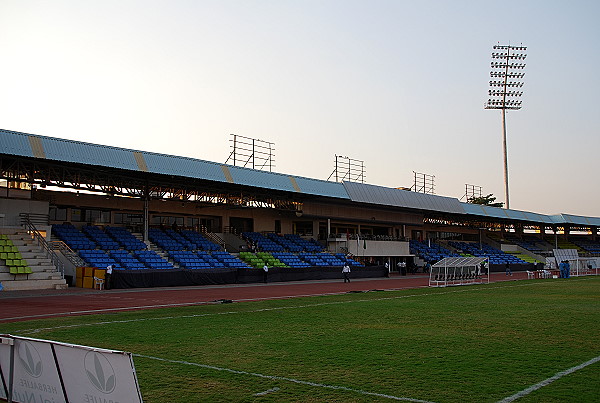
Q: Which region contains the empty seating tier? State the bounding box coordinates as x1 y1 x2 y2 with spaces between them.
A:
242 232 325 253
105 227 147 251
0 237 32 277
148 228 221 251
449 241 527 265
410 240 461 264
239 251 288 268
52 224 97 250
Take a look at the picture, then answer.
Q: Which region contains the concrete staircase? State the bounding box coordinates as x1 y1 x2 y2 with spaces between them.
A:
0 229 67 291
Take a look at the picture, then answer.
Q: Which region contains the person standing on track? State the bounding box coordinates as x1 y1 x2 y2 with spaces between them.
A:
342 263 351 283
105 264 113 290
505 262 512 276
262 263 269 283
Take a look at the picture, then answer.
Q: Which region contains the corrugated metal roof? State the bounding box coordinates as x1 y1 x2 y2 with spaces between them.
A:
460 202 557 224
226 166 349 199
461 203 486 216
0 128 350 199
0 129 34 158
229 166 297 193
557 214 600 227
295 177 349 199
343 181 465 214
143 152 226 182
40 135 140 171
1 129 598 226
522 211 551 223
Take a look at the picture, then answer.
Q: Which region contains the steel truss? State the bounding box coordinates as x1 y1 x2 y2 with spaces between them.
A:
0 156 303 212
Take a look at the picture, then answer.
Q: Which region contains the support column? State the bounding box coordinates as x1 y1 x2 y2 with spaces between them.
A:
143 188 149 243
312 221 319 239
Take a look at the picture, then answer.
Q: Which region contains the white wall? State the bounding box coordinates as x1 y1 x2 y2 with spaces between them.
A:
0 198 49 226
344 240 410 257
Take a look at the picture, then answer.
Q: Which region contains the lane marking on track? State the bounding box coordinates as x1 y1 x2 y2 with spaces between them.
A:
0 283 434 322
0 289 382 322
12 279 586 335
2 274 557 322
497 355 600 402
134 353 436 402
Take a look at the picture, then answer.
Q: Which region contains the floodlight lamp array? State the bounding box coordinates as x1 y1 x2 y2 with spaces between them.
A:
486 99 522 109
488 89 523 97
493 45 527 51
489 80 524 88
489 73 525 81
491 52 527 60
485 44 527 111
491 62 526 69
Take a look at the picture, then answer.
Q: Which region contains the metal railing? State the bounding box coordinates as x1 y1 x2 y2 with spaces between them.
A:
203 232 226 251
19 212 49 227
49 240 85 267
21 218 65 279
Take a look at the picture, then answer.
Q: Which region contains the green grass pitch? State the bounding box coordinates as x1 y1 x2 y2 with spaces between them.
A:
4 277 600 402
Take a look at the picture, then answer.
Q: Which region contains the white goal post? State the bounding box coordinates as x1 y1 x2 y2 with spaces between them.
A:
553 249 600 277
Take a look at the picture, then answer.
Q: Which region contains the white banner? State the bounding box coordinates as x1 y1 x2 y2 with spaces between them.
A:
0 335 142 403
54 343 142 403
0 336 66 403
0 338 7 400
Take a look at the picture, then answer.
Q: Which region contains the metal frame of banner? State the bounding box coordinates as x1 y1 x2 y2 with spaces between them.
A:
0 334 143 403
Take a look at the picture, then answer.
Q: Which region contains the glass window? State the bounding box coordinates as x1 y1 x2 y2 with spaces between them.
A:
294 221 313 236
151 216 184 226
49 206 67 221
115 213 143 225
71 208 83 222
86 209 111 223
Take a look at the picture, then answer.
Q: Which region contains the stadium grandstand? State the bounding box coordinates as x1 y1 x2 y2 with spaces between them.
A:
1 128 599 290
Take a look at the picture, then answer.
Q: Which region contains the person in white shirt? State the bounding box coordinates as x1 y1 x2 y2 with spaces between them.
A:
105 264 113 290
342 264 351 283
262 264 269 283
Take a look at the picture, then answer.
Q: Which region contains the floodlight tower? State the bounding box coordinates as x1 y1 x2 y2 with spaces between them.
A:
485 44 527 210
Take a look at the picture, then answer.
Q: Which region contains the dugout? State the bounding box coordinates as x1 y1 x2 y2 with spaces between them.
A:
429 257 489 287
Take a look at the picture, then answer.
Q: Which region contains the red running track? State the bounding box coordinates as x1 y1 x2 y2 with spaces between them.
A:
0 272 528 322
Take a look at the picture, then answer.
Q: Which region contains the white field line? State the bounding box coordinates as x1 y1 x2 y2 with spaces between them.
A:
497 355 600 403
254 386 280 396
15 279 590 335
134 353 436 403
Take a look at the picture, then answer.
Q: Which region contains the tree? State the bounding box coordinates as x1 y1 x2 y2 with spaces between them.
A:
468 194 504 208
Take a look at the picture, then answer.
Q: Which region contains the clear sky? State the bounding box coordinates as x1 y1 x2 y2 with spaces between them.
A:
1 0 598 217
